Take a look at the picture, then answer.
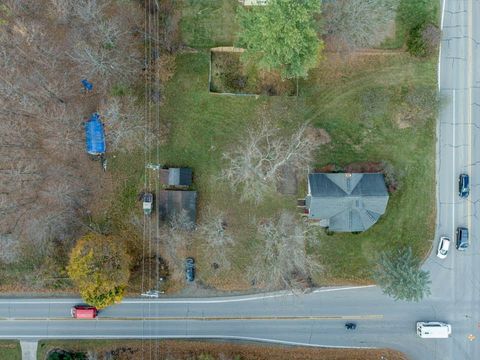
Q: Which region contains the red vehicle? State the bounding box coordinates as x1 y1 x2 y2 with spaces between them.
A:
71 305 98 319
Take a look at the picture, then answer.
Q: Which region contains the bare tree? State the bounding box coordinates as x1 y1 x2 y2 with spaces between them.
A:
71 0 105 23
323 0 399 51
0 0 143 289
198 208 234 269
222 118 317 204
158 210 195 281
99 96 155 152
48 0 75 22
248 212 321 289
169 209 195 232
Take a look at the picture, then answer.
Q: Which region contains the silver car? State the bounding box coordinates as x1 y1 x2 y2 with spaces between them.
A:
436 236 450 259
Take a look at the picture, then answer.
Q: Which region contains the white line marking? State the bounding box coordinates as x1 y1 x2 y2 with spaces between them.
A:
453 89 456 238
2 335 378 349
438 0 446 91
441 0 446 30
0 286 376 305
438 44 442 91
312 285 375 294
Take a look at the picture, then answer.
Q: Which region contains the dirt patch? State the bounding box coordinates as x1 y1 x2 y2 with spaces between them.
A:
276 165 298 195
210 50 296 96
310 51 399 86
39 340 409 360
343 162 384 173
394 109 413 129
305 127 332 145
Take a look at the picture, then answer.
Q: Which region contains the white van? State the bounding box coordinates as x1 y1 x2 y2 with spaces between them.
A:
416 322 451 338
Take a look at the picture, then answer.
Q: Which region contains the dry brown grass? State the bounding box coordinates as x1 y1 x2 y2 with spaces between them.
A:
38 339 409 360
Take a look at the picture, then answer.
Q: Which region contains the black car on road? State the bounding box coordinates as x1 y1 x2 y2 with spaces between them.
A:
459 174 470 198
456 227 469 250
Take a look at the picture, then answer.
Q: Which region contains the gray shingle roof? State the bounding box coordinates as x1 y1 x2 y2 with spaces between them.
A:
306 173 389 232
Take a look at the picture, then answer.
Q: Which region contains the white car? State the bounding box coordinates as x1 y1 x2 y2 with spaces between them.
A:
436 236 450 259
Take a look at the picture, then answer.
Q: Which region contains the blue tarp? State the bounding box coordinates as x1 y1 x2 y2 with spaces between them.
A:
85 113 106 155
81 79 93 91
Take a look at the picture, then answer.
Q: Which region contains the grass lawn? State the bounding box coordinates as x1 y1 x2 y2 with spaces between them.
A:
302 54 437 282
210 50 296 95
153 48 437 287
158 51 300 289
180 0 240 48
107 0 437 290
0 341 20 360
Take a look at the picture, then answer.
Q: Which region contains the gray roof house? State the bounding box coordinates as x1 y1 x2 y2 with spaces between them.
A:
305 173 389 232
159 168 192 187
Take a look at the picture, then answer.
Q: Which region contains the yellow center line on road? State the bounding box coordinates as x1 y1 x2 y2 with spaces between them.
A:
0 315 383 321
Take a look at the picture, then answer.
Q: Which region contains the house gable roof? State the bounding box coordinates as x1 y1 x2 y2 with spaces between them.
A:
307 173 389 232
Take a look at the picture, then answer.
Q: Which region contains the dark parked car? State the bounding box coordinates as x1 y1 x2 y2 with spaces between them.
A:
456 227 469 250
185 257 195 282
345 322 357 330
459 174 470 198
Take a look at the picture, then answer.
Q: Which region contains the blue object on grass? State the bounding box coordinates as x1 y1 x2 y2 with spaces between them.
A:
81 79 93 92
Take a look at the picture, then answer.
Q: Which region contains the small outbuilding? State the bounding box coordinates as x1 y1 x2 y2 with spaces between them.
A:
304 173 389 232
158 190 197 224
159 168 192 187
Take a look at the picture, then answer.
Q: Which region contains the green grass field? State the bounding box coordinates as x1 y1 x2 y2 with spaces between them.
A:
302 55 437 282
0 341 20 360
180 0 239 48
108 0 437 289
154 49 436 286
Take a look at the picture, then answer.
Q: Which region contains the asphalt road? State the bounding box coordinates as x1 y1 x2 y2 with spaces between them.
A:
2 1 480 359
0 287 462 359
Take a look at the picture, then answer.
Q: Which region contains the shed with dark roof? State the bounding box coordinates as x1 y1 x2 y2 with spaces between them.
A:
158 190 197 224
305 173 389 232
159 168 192 187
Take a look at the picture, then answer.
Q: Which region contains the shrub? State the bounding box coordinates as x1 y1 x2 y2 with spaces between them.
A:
397 0 438 57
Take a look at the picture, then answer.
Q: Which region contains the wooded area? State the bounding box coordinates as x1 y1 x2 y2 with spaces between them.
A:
0 0 143 288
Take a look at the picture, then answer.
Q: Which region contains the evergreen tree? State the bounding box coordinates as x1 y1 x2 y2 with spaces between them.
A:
373 247 431 302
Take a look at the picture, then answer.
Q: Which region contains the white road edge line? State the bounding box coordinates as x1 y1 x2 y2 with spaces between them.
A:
441 0 446 30
0 286 376 305
5 335 377 349
438 44 442 91
453 89 456 239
